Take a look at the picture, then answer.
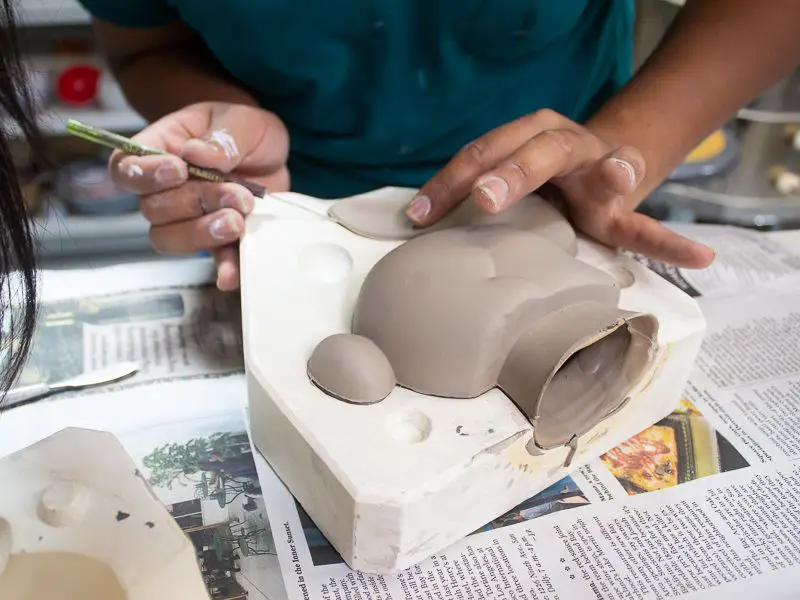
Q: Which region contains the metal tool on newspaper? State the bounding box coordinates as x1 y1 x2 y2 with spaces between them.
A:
2 361 140 409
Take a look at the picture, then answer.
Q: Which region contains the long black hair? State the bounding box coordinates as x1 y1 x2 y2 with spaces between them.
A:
0 0 41 397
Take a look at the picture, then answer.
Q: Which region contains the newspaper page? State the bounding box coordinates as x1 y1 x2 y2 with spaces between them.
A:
684 290 800 465
627 224 800 297
6 257 244 395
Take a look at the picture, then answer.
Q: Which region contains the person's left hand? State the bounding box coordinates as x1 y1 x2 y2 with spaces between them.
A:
404 109 715 268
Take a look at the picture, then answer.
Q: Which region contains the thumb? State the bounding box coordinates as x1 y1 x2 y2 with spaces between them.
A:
180 103 289 175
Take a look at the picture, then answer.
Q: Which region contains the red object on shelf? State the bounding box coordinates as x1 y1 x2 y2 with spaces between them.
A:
56 64 101 106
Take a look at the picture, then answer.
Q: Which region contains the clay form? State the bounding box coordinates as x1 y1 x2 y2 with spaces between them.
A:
307 333 395 404
0 428 209 600
315 198 659 454
328 187 577 252
241 187 706 573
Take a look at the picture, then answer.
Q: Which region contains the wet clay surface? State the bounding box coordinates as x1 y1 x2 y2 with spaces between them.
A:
311 195 659 450
329 192 577 254
308 333 395 404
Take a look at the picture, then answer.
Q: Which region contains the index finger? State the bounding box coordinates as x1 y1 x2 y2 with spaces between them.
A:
108 110 211 195
407 109 570 225
110 151 188 196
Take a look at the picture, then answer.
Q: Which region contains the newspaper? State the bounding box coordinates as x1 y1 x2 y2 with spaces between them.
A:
16 259 243 390
627 223 800 297
0 225 798 600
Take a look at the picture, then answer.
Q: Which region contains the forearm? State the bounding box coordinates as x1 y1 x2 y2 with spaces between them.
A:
587 0 800 209
92 20 258 121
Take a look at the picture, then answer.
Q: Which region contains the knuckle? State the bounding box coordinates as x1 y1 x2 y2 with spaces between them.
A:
542 129 575 157
506 159 534 182
460 139 489 167
428 176 454 202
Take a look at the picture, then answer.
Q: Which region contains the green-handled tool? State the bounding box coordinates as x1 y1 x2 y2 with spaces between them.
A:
65 118 267 197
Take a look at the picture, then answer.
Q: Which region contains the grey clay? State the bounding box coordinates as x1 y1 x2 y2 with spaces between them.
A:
309 194 659 453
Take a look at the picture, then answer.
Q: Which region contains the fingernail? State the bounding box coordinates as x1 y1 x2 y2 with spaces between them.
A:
475 176 509 211
610 158 638 188
405 194 431 222
155 161 184 186
220 192 253 214
209 216 241 240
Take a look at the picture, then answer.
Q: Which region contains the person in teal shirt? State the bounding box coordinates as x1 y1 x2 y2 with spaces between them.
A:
80 0 800 290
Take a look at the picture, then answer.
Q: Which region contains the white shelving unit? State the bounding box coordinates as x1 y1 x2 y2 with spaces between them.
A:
34 196 152 259
17 0 154 264
18 0 90 26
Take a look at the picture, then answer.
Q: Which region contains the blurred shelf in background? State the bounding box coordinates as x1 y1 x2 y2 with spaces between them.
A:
18 0 90 26
33 195 155 263
636 0 800 230
5 106 146 137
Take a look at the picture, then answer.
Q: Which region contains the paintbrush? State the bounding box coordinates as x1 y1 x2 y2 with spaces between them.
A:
65 118 267 197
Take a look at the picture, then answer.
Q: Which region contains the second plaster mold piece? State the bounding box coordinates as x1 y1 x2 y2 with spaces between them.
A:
321 196 659 455
0 428 208 600
241 187 707 574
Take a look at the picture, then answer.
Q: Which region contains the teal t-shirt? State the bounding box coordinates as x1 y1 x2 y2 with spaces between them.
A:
79 0 633 198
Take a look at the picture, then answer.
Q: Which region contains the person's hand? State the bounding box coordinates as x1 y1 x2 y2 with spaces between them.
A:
404 109 715 268
110 102 290 290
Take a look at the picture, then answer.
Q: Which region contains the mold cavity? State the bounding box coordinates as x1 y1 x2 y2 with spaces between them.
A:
611 266 635 289
297 243 353 283
37 482 91 528
387 410 432 444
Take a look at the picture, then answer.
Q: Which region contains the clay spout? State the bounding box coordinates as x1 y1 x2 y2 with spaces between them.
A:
497 302 659 452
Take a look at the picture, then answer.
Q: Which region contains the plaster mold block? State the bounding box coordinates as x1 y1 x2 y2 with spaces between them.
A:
241 187 706 574
0 428 209 599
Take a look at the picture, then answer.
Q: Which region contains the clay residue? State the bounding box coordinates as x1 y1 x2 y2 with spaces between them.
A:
208 129 239 159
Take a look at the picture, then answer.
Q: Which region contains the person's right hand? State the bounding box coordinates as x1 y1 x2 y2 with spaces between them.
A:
110 102 290 291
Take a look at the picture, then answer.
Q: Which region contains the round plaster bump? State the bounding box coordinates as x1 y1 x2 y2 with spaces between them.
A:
387 410 432 444
308 334 395 404
610 265 635 289
0 517 11 576
37 481 92 528
297 242 353 284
